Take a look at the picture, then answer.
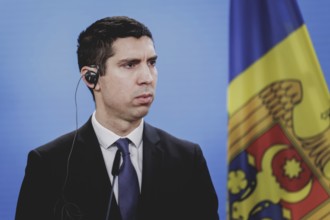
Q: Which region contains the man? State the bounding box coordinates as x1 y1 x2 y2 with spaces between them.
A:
16 16 219 220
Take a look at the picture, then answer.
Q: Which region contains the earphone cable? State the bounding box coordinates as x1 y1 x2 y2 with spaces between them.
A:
62 75 83 193
54 76 84 220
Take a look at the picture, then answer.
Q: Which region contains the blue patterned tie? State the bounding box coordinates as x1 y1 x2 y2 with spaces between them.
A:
116 138 139 220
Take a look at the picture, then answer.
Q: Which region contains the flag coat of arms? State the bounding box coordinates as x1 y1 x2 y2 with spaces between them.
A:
227 1 330 219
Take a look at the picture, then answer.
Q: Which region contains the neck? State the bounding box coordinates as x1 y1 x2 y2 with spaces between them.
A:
95 111 142 136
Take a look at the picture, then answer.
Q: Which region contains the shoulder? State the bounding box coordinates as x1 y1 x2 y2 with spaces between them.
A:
143 122 203 156
31 118 94 158
144 122 198 145
26 130 77 166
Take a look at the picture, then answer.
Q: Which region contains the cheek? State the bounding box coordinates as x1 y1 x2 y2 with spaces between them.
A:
108 82 133 99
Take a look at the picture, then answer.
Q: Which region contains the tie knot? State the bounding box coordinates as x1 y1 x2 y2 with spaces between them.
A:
116 138 130 156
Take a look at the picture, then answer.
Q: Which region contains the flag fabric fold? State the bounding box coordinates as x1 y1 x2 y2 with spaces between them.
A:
227 0 330 219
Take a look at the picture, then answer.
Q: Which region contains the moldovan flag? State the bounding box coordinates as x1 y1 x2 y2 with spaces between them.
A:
227 1 330 219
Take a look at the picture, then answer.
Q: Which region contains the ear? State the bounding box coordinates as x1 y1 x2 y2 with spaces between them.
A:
80 66 100 90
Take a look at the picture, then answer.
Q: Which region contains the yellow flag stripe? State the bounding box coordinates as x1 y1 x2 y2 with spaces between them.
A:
228 25 329 137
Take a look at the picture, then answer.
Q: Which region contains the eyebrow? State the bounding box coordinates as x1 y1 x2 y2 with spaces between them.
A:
148 55 158 61
118 55 158 65
118 59 140 65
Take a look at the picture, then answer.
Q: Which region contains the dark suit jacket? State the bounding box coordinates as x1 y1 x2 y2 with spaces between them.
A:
16 119 219 220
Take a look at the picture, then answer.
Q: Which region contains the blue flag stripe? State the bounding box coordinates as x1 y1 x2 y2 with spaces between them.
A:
229 0 304 81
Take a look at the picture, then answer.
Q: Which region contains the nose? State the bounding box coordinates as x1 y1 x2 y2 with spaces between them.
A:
137 63 155 85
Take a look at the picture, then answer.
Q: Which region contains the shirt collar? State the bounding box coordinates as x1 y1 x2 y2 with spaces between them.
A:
91 111 144 149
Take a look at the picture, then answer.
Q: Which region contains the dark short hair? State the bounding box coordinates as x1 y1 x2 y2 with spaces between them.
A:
77 16 153 75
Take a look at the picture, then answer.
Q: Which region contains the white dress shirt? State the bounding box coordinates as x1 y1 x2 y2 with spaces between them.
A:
91 112 143 200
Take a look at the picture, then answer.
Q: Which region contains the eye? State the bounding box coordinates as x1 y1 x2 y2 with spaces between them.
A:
124 62 136 69
148 59 157 67
121 60 139 69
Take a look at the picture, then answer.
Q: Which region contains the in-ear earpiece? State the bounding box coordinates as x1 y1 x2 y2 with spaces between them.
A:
84 70 99 88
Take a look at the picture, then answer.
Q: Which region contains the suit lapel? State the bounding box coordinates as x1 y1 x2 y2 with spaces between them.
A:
75 119 110 195
70 119 121 219
140 123 164 209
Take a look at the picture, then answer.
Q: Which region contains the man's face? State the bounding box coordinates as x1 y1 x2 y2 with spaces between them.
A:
96 36 158 123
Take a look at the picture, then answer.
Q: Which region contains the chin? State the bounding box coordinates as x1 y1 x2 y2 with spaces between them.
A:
134 107 150 119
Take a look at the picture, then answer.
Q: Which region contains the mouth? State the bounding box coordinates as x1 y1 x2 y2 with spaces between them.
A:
135 93 154 105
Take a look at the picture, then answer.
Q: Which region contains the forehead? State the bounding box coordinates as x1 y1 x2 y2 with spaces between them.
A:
111 36 156 59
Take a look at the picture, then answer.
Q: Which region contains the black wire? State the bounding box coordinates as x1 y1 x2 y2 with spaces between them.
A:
62 76 82 192
54 75 84 220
